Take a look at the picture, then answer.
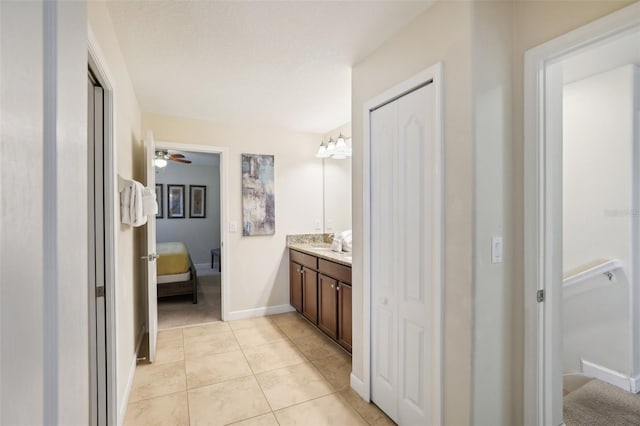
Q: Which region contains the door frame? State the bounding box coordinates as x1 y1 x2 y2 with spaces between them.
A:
154 141 230 321
88 26 118 426
523 3 640 425
360 63 444 425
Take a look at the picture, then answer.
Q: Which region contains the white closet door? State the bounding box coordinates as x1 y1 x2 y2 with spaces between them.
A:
371 97 400 421
371 82 436 425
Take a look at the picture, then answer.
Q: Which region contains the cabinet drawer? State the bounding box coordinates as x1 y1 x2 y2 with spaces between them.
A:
318 259 351 284
290 249 317 270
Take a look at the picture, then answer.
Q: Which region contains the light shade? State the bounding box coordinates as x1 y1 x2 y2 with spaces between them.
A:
154 158 168 168
326 137 336 153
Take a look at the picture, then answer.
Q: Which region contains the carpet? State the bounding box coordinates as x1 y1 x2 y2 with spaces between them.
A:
157 273 221 329
564 378 640 426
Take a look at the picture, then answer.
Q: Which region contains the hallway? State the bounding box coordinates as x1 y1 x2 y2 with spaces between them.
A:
124 313 393 425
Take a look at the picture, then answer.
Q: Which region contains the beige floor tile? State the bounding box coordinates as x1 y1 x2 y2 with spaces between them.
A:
291 332 345 361
233 325 287 348
185 350 252 389
124 391 189 426
242 340 307 374
338 388 395 425
274 394 368 426
155 337 184 364
184 330 240 358
182 321 231 339
277 320 320 340
129 361 187 402
256 362 333 410
188 376 271 426
227 413 279 426
312 352 352 391
229 316 277 331
268 312 303 326
157 328 183 343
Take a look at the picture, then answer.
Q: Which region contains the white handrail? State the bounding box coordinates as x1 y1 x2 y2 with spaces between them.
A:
563 259 623 287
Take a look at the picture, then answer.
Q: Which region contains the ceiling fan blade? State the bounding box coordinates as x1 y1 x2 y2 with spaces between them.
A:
168 154 185 159
172 158 192 164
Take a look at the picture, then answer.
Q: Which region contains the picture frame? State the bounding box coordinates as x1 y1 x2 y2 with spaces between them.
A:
189 185 206 218
167 184 185 218
242 153 275 236
155 184 164 218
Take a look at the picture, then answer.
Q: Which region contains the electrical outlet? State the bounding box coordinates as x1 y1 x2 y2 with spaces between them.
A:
315 220 322 231
491 237 503 264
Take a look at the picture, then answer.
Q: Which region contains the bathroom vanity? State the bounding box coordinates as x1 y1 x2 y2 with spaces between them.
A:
288 243 352 353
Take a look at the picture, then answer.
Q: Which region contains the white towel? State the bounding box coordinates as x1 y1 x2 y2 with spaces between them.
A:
142 186 158 216
120 180 148 227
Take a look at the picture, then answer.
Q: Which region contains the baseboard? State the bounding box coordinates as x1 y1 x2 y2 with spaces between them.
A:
350 373 369 401
630 374 640 393
195 262 212 270
582 359 635 392
118 326 145 426
227 304 295 321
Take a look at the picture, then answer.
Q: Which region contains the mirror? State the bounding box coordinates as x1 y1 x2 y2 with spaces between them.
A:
323 158 352 233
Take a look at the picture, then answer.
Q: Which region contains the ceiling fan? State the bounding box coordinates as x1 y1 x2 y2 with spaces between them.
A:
154 150 192 168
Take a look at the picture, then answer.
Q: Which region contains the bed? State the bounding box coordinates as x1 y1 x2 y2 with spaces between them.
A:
156 242 198 303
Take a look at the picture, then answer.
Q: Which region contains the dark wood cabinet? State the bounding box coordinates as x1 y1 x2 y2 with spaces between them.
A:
289 248 352 352
318 274 338 339
290 262 303 313
302 268 318 324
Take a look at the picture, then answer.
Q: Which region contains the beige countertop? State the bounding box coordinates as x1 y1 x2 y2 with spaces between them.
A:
288 243 352 267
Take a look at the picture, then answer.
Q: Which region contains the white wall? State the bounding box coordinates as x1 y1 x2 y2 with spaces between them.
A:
143 113 323 314
1 1 89 424
323 122 352 233
88 1 144 422
352 2 474 424
156 162 221 265
562 65 638 375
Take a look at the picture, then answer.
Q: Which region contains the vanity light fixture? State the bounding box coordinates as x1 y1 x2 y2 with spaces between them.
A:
316 133 352 160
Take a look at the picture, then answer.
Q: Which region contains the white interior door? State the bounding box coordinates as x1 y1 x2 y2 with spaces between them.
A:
371 82 437 425
145 130 158 362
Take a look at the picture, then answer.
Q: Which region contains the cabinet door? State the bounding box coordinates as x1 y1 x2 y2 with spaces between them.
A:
302 268 318 324
318 274 338 339
290 261 303 313
337 283 352 352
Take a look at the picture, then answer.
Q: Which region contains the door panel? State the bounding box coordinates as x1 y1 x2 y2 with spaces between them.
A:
290 261 303 312
371 97 399 421
318 274 338 339
370 83 436 425
338 283 352 351
145 131 158 362
302 268 318 323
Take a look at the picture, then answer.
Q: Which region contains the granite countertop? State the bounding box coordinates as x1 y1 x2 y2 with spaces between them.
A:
288 242 353 267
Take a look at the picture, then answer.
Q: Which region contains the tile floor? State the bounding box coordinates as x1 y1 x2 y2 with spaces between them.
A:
125 312 395 426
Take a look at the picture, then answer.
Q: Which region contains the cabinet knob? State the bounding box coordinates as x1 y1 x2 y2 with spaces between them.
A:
337 285 340 292
330 284 334 289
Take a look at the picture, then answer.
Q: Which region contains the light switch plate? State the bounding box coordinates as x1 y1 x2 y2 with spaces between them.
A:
229 221 238 233
491 237 503 264
314 220 322 231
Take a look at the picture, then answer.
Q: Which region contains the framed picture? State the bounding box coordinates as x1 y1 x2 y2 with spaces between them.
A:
242 153 275 236
167 184 185 218
155 184 164 218
189 185 206 218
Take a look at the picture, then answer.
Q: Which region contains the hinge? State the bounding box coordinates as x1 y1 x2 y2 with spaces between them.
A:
96 286 105 298
537 289 544 303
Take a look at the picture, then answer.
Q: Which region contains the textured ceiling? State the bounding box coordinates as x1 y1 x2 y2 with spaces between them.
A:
106 1 433 133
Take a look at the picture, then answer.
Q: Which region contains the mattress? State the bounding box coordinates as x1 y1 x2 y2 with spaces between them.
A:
156 242 191 276
157 271 191 284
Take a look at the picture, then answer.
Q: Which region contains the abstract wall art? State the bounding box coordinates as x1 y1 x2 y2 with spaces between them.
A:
242 153 275 236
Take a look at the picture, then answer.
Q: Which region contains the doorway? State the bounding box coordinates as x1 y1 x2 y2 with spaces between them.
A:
88 51 117 424
362 64 444 425
154 150 223 329
524 3 640 425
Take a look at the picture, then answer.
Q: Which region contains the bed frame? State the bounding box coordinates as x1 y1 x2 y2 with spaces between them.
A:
157 253 198 303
